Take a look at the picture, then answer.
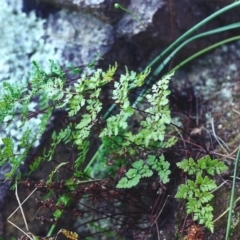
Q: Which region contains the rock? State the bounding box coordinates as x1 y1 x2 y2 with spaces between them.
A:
26 0 129 24
46 9 114 66
171 40 240 157
28 0 240 68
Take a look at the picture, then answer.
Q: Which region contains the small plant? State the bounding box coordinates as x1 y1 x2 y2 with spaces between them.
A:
4 60 175 186
175 155 228 233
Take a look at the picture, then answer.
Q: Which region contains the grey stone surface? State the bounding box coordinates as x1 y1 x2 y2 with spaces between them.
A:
116 0 165 37
33 0 129 24
46 9 114 66
33 0 240 68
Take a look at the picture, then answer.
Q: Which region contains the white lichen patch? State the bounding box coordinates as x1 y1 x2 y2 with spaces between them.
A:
0 2 64 91
73 0 105 5
0 1 65 159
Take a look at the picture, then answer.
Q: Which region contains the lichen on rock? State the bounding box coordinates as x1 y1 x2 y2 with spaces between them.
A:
0 0 65 153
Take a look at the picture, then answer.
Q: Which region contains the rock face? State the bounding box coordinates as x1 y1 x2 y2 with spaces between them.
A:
26 0 240 68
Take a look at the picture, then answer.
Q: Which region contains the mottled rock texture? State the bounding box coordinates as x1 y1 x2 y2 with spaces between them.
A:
31 0 240 68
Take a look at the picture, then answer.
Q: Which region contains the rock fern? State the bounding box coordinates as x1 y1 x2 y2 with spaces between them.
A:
175 155 227 233
0 60 229 236
0 61 176 186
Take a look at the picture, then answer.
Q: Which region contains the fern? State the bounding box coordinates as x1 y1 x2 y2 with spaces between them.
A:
175 155 228 233
98 71 175 187
0 58 179 207
0 59 177 190
0 62 149 176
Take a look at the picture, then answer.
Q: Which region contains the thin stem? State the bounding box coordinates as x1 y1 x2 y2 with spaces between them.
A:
154 23 240 77
225 146 240 239
147 2 240 69
7 183 37 240
15 182 29 232
170 35 240 73
114 3 148 30
132 25 240 112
